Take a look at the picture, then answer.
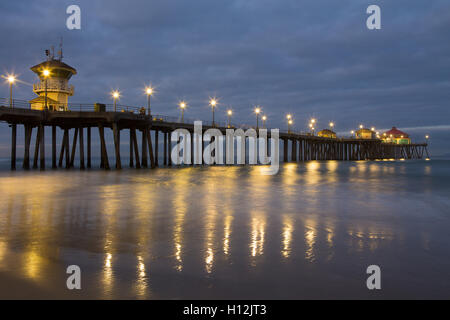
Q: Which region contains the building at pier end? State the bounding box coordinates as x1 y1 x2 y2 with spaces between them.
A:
382 127 411 144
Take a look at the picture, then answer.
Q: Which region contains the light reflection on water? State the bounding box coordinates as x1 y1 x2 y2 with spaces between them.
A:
0 160 449 299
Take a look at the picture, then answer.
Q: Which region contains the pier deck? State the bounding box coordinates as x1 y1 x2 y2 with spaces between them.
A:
0 105 429 170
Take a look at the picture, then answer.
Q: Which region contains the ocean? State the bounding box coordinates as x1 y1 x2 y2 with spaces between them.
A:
0 159 449 299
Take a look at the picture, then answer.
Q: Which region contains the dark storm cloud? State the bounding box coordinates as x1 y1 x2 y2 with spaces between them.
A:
0 0 449 155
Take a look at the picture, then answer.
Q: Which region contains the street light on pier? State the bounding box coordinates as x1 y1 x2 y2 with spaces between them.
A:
179 101 187 123
286 114 292 133
43 69 50 110
262 115 267 128
7 75 16 108
209 98 218 126
254 106 261 129
329 122 334 130
359 124 363 129
227 109 232 128
309 118 316 135
351 130 355 137
425 135 429 143
145 87 154 115
112 90 120 112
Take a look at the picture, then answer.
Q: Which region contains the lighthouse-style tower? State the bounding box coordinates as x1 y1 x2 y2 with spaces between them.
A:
29 45 77 111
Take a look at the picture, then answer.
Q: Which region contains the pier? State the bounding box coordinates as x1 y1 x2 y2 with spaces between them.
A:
0 101 429 171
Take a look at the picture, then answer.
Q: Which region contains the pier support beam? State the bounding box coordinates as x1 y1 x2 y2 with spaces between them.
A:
87 127 91 168
33 126 41 169
52 125 57 169
141 129 148 168
58 128 65 168
99 125 110 170
79 127 85 169
65 129 70 168
23 126 32 170
168 130 172 166
283 138 288 162
70 128 79 168
147 128 155 168
129 129 134 168
39 124 45 170
154 130 159 167
163 132 167 165
11 124 16 170
113 123 121 170
131 128 141 169
291 139 297 162
299 139 303 162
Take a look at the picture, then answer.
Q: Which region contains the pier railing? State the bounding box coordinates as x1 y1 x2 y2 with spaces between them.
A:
0 97 310 134
0 97 426 141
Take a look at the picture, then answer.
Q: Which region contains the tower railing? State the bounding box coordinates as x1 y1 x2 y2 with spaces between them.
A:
33 83 74 95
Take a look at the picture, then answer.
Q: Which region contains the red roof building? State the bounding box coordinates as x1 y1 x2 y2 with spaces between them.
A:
382 127 411 144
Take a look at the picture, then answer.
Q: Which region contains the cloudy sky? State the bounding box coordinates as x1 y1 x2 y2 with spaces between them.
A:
0 0 449 156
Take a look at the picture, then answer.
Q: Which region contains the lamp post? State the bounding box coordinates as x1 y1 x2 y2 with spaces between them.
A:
262 115 267 129
145 87 153 115
351 130 355 138
112 91 120 112
425 135 429 144
227 109 232 128
179 101 186 123
43 69 50 110
7 75 15 108
254 107 261 129
286 114 292 133
310 118 316 135
329 122 334 130
209 98 217 126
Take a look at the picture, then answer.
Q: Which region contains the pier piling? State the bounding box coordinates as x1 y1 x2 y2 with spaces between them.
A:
154 130 159 166
23 125 31 169
11 124 16 170
52 125 57 169
113 123 121 170
79 127 85 169
129 129 134 168
70 128 78 168
39 124 45 170
87 127 91 168
147 128 155 168
131 128 141 169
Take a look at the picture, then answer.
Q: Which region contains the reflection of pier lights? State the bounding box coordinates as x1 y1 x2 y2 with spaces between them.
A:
281 215 293 258
250 212 266 262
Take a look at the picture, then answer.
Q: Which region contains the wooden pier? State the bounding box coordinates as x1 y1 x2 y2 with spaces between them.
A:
0 105 429 170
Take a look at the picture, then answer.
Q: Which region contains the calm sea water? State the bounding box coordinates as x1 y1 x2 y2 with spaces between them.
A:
0 159 449 299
